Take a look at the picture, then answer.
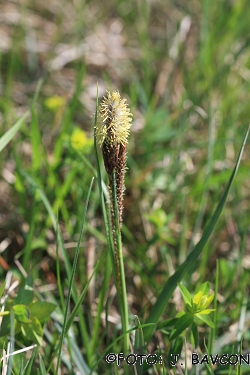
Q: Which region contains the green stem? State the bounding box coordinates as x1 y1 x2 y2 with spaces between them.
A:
111 170 129 354
93 91 125 357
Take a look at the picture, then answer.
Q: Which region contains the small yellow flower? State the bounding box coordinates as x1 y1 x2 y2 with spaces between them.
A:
96 90 132 147
44 96 66 112
71 128 93 152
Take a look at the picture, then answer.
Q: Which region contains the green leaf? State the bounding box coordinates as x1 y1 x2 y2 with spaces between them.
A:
178 284 192 306
39 353 47 375
0 111 29 152
144 127 249 342
21 316 43 345
0 281 6 299
29 302 57 323
169 313 194 341
23 346 39 375
202 294 214 309
157 318 178 330
15 320 22 335
13 304 31 323
195 313 214 328
14 278 33 305
175 311 185 318
198 309 215 315
14 286 33 305
0 311 9 317
191 321 198 348
0 315 10 336
196 281 210 295
30 238 47 250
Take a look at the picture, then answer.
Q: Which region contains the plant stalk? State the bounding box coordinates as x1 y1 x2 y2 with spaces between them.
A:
110 170 129 354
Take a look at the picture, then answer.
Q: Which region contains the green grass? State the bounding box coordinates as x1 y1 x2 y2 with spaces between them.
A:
1 0 250 374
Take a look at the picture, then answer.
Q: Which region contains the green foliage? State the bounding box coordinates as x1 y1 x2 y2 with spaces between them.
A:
1 1 250 374
169 282 215 341
0 281 6 300
0 277 56 345
144 127 248 343
0 111 29 152
169 312 194 341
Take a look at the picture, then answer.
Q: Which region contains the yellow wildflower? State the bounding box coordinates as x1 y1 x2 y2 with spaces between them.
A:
44 96 66 112
71 128 93 152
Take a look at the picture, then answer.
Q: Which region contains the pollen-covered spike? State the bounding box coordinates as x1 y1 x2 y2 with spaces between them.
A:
96 90 132 231
96 90 132 149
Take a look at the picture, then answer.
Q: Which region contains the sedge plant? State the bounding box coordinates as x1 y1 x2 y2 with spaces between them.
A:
94 90 132 354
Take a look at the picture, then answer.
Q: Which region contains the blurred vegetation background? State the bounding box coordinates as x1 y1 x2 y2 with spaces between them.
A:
1 0 250 373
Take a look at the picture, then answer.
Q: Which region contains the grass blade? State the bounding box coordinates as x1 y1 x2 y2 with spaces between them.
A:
38 354 47 375
0 111 29 152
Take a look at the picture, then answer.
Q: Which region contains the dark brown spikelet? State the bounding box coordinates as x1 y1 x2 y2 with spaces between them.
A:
104 143 127 229
115 143 127 228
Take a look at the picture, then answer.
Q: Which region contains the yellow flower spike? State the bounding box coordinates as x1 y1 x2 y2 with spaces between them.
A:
96 90 132 228
96 90 133 148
